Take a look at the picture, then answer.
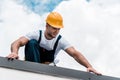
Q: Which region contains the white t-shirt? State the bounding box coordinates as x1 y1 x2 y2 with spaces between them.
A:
24 30 72 58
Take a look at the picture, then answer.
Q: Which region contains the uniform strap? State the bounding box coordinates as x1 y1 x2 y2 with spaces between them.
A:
38 30 42 44
53 35 62 52
38 30 62 51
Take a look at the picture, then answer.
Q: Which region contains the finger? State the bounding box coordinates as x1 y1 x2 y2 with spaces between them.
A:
15 57 19 59
11 58 14 61
7 55 15 61
6 55 13 60
93 70 102 75
7 57 14 61
7 54 14 58
87 68 101 75
7 57 11 60
96 72 102 76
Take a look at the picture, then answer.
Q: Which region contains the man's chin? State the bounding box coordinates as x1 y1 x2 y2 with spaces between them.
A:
52 36 56 38
52 35 57 38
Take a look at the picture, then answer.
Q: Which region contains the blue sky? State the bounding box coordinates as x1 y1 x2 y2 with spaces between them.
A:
0 0 120 78
16 0 64 15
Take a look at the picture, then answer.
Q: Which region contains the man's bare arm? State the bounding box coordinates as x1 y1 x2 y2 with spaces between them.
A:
7 36 29 59
65 47 101 75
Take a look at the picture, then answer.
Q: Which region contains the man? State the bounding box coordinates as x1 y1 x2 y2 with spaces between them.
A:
7 12 101 75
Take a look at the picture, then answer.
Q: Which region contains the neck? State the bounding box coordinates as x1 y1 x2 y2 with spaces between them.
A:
44 31 53 40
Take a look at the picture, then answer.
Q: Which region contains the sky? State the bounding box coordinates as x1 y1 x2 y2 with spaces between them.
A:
0 0 120 78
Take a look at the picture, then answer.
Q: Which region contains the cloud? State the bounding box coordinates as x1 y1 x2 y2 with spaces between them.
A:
54 0 120 77
0 0 120 78
0 0 42 58
0 0 69 57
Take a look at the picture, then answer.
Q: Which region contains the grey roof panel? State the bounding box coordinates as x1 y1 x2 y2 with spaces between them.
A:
0 56 120 80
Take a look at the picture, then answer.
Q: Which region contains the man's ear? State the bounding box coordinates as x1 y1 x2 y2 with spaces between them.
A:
46 23 49 28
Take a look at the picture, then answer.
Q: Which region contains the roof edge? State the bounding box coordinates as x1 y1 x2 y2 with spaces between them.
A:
0 56 120 80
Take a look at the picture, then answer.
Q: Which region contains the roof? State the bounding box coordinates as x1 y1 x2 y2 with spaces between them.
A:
0 56 120 80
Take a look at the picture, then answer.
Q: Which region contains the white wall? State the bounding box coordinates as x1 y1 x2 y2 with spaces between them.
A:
0 67 76 80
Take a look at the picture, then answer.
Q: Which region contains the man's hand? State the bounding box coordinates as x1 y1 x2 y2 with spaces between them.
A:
87 67 102 75
6 52 19 60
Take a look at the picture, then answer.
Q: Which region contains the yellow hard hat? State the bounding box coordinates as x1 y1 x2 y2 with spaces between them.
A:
46 12 63 28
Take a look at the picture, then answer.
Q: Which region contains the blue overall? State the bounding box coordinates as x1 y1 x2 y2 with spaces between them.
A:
24 30 61 63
